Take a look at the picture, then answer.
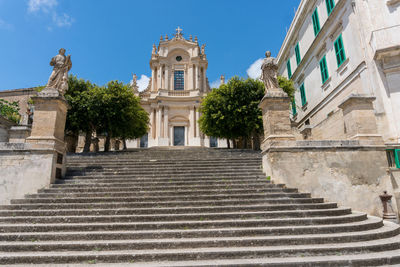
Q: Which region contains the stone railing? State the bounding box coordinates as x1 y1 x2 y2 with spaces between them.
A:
168 90 190 97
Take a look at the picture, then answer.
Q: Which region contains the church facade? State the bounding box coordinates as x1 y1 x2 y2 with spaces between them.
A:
128 28 228 148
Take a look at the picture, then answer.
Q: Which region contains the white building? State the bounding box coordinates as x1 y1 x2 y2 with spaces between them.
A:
129 28 227 148
277 0 400 144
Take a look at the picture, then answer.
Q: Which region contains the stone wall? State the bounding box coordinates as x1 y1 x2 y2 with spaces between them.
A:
0 143 57 205
262 140 395 217
311 110 346 140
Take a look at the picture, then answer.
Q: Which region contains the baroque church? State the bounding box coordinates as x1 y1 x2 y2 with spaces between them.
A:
128 28 228 148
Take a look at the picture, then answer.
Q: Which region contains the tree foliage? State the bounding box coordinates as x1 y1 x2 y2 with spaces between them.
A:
199 77 264 143
95 81 149 141
277 76 295 101
0 98 20 123
65 75 94 135
64 76 149 152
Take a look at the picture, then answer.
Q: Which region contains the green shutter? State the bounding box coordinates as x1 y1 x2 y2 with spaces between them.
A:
312 8 321 36
395 149 400 168
319 55 329 84
287 60 292 79
292 99 297 115
334 34 346 67
300 83 307 106
326 0 335 15
295 43 301 65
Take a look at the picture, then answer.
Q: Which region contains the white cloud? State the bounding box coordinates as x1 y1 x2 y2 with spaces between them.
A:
130 75 150 92
0 18 13 30
27 0 74 29
52 12 74 27
210 79 221 89
246 58 263 79
28 0 58 13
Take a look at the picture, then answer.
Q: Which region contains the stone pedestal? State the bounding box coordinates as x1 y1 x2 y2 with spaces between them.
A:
259 89 295 150
26 88 69 182
338 94 383 144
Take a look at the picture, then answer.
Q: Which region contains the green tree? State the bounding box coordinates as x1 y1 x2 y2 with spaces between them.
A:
277 76 295 101
94 81 149 152
0 98 20 123
199 77 264 149
65 75 95 152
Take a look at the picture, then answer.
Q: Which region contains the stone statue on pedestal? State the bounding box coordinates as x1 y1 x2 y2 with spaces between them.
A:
46 48 72 96
260 51 280 93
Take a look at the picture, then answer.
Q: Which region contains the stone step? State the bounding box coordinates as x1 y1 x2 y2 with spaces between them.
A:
59 175 268 183
0 222 397 253
0 217 384 242
52 180 275 187
11 193 313 204
0 203 338 216
1 230 400 265
42 183 282 193
65 171 265 178
66 164 261 171
66 169 263 176
0 213 367 233
66 158 262 164
0 208 351 224
0 200 327 211
27 188 299 199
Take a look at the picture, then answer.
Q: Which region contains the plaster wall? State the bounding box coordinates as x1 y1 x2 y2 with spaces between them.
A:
263 144 395 217
0 146 56 205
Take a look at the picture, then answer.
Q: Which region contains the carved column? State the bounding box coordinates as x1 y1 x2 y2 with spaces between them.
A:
157 107 162 139
165 66 170 90
189 107 195 139
194 65 198 90
196 108 200 137
164 107 169 138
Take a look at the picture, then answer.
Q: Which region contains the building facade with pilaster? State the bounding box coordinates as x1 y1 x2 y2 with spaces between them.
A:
277 0 400 145
129 28 227 148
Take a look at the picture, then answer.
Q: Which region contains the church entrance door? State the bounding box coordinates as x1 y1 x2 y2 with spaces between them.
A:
173 126 185 146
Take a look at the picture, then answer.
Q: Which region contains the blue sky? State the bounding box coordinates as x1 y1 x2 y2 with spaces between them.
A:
0 0 300 91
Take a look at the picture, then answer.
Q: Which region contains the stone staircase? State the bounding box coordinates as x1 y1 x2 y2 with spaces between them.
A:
0 148 400 266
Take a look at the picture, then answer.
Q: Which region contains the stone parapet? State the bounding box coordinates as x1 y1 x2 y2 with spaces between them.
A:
0 143 59 205
8 125 31 143
262 140 395 218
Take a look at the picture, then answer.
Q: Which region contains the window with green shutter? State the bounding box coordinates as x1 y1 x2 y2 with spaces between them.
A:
312 8 321 36
387 149 400 169
334 34 346 67
295 43 301 65
319 55 329 84
300 83 307 106
326 0 335 15
292 99 297 116
396 149 400 168
287 60 292 79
